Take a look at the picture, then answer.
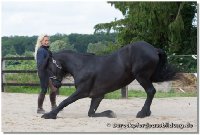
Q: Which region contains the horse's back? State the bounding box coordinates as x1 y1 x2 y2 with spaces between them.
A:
130 41 159 77
131 41 158 57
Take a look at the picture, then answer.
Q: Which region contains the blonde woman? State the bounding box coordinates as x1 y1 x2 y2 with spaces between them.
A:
35 34 57 114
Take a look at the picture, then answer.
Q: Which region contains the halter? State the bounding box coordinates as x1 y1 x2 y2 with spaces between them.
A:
52 58 62 69
49 58 62 81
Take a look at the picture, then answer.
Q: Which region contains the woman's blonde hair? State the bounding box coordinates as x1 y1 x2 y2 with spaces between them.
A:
34 34 49 59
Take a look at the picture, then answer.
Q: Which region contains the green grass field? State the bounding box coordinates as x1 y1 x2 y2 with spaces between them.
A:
4 86 197 99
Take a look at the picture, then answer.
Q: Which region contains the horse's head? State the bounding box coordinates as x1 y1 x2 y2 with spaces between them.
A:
42 52 64 89
48 57 64 88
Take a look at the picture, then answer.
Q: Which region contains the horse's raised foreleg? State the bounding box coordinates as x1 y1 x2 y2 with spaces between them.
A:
41 89 87 119
136 75 156 118
88 96 116 118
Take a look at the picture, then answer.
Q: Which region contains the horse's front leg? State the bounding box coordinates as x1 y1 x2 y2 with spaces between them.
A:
88 96 116 118
88 96 103 117
41 89 87 119
136 76 156 118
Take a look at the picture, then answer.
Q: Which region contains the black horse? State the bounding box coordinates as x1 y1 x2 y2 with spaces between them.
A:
41 41 176 119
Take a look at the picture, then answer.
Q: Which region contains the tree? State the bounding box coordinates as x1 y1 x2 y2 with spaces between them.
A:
2 37 16 56
68 34 92 53
68 33 117 53
87 41 121 55
50 39 75 52
94 2 197 55
87 42 107 55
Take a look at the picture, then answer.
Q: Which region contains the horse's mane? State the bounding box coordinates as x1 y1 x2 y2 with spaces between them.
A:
58 50 75 54
53 50 95 56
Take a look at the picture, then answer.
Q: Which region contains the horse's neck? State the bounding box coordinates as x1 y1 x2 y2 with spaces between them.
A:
59 53 83 76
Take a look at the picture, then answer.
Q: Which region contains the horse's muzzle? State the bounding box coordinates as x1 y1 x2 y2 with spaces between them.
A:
52 80 62 89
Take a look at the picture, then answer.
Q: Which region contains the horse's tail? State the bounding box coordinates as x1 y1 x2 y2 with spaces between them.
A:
151 49 177 82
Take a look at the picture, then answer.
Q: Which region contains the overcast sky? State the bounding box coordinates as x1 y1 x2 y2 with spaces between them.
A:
2 1 124 36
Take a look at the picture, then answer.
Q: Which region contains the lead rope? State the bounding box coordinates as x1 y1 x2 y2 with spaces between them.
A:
52 58 62 69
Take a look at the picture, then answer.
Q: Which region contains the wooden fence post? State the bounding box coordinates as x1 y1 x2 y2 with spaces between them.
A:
121 86 128 99
2 59 5 92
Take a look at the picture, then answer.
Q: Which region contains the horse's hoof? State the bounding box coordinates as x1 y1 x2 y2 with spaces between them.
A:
102 110 117 118
41 112 57 119
136 110 151 118
89 110 117 118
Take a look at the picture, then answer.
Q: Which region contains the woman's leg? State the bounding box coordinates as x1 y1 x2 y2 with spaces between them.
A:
37 70 48 114
37 92 46 114
49 80 57 110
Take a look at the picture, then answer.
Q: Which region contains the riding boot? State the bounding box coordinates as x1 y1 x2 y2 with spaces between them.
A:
37 93 46 114
50 92 57 110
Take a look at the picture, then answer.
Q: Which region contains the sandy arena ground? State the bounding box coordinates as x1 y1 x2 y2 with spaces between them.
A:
1 93 198 133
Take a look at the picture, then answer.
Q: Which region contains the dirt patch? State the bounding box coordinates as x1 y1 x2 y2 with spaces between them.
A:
1 93 197 133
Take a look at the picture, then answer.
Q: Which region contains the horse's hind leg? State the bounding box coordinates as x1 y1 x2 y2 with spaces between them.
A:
88 96 116 118
136 75 156 118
